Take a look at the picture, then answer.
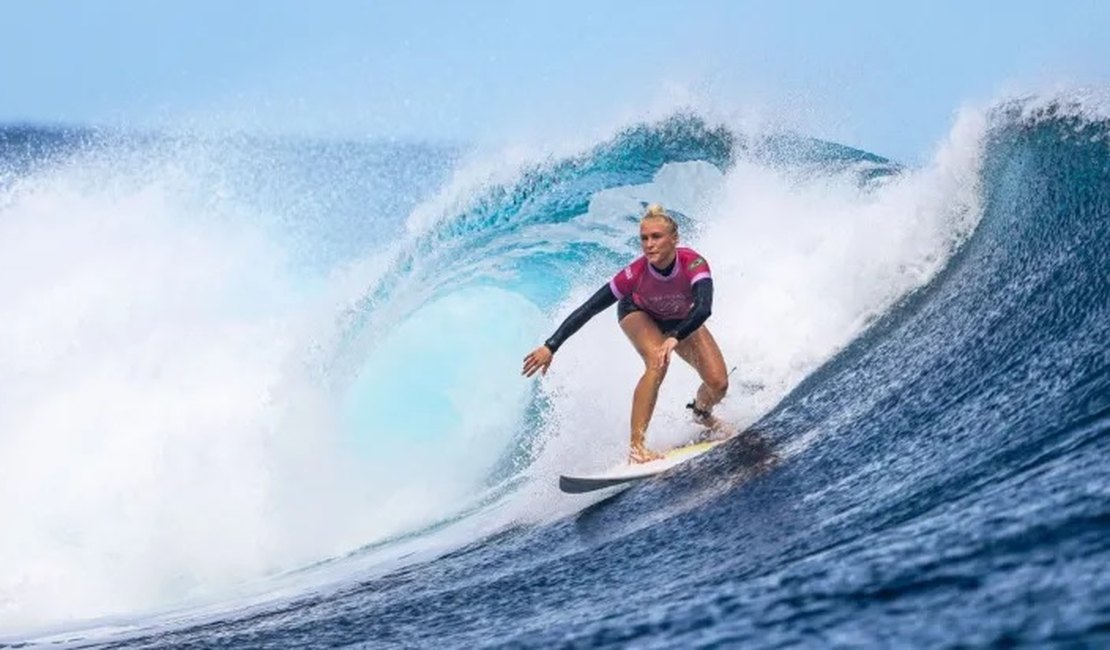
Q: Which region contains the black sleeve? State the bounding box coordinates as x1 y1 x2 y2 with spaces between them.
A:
543 284 617 353
666 278 713 341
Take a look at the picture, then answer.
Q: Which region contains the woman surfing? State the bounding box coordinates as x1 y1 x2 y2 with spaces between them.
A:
522 204 730 463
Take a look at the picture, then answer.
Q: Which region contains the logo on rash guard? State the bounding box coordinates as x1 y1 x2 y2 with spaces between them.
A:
688 257 706 270
624 267 634 279
644 294 689 316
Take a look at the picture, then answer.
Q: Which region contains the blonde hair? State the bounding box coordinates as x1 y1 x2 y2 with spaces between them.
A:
641 203 678 235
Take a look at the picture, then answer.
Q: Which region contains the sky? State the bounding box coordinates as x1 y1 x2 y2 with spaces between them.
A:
2 0 1108 162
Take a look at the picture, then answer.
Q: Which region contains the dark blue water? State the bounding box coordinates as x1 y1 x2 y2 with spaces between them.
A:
1 103 1107 648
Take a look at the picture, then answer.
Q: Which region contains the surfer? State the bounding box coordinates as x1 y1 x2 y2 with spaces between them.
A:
522 204 729 463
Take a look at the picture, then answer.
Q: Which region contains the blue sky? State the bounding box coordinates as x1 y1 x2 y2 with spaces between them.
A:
2 0 1107 161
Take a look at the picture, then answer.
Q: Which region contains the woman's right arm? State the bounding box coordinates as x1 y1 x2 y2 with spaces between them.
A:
544 284 617 353
522 284 616 377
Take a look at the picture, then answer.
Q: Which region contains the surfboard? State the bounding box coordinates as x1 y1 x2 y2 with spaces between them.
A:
558 439 726 494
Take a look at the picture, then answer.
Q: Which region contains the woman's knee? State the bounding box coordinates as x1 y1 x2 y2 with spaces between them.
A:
707 375 728 397
640 364 668 384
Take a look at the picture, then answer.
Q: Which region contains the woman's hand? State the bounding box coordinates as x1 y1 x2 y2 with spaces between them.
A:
654 336 679 370
522 345 554 377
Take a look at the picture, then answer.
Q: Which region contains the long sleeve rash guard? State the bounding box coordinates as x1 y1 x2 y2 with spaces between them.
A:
543 278 714 353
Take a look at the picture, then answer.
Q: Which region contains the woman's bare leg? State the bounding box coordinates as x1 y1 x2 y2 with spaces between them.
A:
619 312 669 462
675 326 730 433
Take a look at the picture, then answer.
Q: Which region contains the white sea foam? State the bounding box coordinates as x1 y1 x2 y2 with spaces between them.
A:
0 144 520 632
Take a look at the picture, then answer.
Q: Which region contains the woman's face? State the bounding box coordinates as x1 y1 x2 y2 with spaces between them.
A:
639 217 678 267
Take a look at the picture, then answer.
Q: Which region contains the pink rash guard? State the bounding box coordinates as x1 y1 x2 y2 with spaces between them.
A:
609 247 712 320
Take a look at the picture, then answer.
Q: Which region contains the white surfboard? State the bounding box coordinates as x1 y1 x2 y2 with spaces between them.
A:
558 439 726 494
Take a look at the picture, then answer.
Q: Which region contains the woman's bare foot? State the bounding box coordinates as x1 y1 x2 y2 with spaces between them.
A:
688 406 737 442
630 442 665 463
700 414 737 441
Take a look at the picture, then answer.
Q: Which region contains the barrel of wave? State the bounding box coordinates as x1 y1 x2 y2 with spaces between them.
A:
342 286 545 505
